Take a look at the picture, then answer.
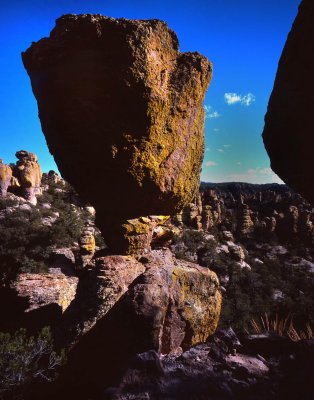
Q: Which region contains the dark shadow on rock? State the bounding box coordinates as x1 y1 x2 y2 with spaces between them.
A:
0 287 62 334
41 285 159 400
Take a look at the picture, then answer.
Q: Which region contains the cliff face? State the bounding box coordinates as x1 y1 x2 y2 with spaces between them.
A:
262 0 314 204
22 14 212 253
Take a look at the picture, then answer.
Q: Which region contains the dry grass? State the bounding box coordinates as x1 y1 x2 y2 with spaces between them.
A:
246 313 314 342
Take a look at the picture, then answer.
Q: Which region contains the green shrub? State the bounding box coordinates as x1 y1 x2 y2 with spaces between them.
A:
0 327 65 398
0 181 91 285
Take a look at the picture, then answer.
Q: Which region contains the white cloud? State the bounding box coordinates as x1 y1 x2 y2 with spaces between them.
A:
217 148 224 153
223 144 232 148
236 161 242 165
213 128 220 132
241 93 256 106
206 161 218 167
222 167 283 184
224 93 241 105
205 147 211 152
224 92 256 106
204 105 221 119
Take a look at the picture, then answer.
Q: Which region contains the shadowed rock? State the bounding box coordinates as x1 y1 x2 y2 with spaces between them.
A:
263 0 314 204
22 14 212 253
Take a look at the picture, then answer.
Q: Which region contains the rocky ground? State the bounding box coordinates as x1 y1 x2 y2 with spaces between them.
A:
1 165 314 399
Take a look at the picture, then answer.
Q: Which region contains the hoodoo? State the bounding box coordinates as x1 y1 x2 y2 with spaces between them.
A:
22 14 212 253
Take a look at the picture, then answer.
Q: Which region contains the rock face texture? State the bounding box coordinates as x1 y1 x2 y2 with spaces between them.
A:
0 151 42 203
12 272 78 313
22 14 212 253
0 159 12 196
56 249 221 391
59 249 221 351
12 150 42 204
78 226 96 269
176 182 314 244
262 0 314 204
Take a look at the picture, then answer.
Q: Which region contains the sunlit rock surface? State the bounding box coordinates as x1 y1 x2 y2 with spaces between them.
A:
12 150 42 204
22 14 212 253
0 159 12 196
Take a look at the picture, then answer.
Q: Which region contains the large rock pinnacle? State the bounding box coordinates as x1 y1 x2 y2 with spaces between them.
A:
22 14 212 253
262 0 314 204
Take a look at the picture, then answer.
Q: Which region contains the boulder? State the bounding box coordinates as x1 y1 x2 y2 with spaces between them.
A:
263 0 314 204
59 249 221 352
55 249 221 393
22 14 212 253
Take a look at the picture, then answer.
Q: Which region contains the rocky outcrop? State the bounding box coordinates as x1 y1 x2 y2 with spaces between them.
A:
12 150 42 204
183 182 314 244
1 151 42 203
11 272 78 313
59 249 221 352
262 0 314 204
0 159 12 196
22 14 212 254
54 249 221 394
237 203 254 238
78 226 96 269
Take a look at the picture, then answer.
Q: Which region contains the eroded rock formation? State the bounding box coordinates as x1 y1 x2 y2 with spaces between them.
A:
12 150 42 204
0 151 42 203
0 159 12 196
22 14 212 253
262 0 314 204
59 249 221 351
56 249 221 391
178 182 314 244
12 272 78 313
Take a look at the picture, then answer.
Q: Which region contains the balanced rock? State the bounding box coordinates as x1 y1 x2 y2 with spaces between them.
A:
12 150 42 204
263 0 314 204
0 159 12 196
22 14 212 253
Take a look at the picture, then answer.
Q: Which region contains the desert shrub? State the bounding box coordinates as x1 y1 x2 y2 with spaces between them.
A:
0 205 51 284
247 313 314 342
0 181 91 285
0 327 64 399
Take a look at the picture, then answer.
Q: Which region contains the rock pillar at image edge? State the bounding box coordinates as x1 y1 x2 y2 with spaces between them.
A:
22 14 212 253
262 0 314 204
0 159 12 196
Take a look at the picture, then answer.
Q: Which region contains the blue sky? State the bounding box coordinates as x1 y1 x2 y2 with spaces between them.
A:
0 0 300 183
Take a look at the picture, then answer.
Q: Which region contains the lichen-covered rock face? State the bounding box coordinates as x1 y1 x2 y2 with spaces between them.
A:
22 14 212 251
262 0 314 204
58 249 221 389
12 272 78 313
0 159 12 196
59 249 221 353
13 150 42 204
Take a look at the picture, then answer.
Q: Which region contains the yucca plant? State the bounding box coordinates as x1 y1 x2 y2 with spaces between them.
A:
247 313 314 342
